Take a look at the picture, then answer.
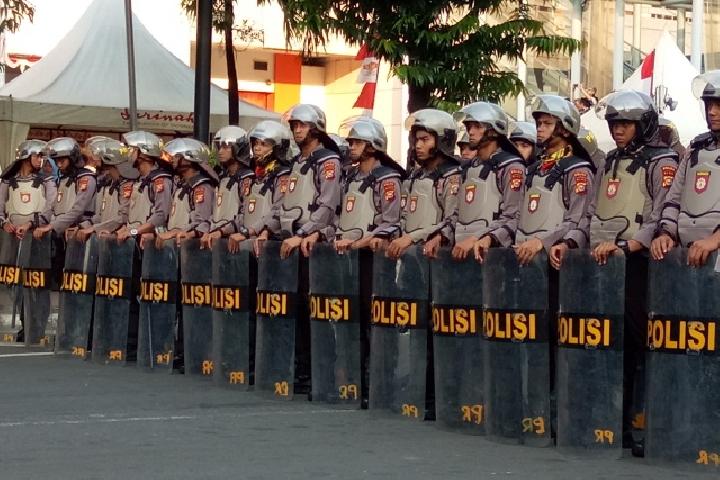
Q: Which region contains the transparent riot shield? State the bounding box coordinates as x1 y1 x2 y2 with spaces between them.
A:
369 245 430 421
212 238 253 389
431 248 484 433
0 230 22 342
557 249 624 456
308 243 362 405
137 240 178 371
482 248 552 446
19 235 52 346
254 240 299 400
92 237 134 365
56 236 99 359
645 249 720 467
180 239 214 378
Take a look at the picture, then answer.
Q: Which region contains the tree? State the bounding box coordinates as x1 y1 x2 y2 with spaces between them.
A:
265 0 581 112
0 0 34 33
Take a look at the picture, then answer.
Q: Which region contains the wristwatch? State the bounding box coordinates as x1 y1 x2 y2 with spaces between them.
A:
130 228 139 237
616 239 629 254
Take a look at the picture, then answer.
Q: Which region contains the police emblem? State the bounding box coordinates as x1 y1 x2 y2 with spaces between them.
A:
695 171 710 194
217 194 223 207
465 185 476 204
20 193 31 203
56 192 64 203
400 194 407 209
528 193 541 213
289 177 298 193
606 178 620 198
409 195 418 213
247 200 256 213
345 195 355 213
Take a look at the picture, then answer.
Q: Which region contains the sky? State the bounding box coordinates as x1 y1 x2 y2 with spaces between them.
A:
6 0 194 64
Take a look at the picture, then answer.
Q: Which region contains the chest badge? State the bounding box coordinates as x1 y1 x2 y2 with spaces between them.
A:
247 199 256 214
56 191 64 203
345 195 355 213
20 193 31 204
606 178 620 199
289 177 298 193
695 171 710 194
217 194 223 207
528 193 541 213
464 185 476 204
408 195 418 213
400 194 407 209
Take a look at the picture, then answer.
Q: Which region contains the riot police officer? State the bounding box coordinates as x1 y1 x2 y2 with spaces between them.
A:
33 138 97 240
515 95 595 266
0 140 56 239
227 120 292 254
652 70 720 266
387 109 462 259
200 126 254 250
334 116 405 253
115 131 174 246
75 139 139 241
508 121 538 165
256 104 342 259
456 131 477 165
156 138 218 247
450 102 526 261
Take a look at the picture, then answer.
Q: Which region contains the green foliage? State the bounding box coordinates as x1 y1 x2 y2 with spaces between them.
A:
0 0 34 33
263 0 581 110
180 0 231 33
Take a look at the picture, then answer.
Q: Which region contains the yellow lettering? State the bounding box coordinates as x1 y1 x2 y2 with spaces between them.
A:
109 350 123 361
229 371 245 384
201 360 214 375
274 381 289 397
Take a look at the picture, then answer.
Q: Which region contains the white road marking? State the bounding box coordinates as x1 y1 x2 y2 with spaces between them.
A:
0 352 54 358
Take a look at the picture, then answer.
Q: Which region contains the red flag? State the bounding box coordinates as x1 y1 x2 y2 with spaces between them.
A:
353 82 377 109
640 50 655 94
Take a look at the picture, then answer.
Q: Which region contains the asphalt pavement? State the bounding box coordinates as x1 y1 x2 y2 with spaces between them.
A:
0 344 715 480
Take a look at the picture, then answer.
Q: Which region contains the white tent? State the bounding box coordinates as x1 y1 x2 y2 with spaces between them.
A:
0 0 278 167
581 30 707 153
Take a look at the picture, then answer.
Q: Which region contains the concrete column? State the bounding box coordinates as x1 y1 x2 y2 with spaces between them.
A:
632 4 642 66
613 0 625 90
570 0 582 96
690 0 704 71
677 8 686 54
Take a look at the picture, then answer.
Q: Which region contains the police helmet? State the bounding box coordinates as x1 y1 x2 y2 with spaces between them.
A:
596 90 658 143
286 104 327 132
248 120 293 162
213 125 251 166
339 116 388 153
457 131 471 147
405 109 458 158
122 131 163 158
508 121 537 145
163 138 218 183
453 102 509 135
16 140 47 161
531 94 582 136
692 70 720 130
45 137 83 167
94 139 140 180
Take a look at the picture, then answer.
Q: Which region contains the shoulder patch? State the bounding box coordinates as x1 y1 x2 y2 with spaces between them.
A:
382 180 397 202
323 161 336 181
279 176 289 194
122 182 133 199
448 175 460 195
242 177 252 196
194 187 205 204
572 171 589 195
661 165 677 188
154 177 165 193
509 168 524 191
78 176 90 192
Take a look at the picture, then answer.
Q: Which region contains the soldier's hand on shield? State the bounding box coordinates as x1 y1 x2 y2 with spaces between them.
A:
155 231 175 249
228 232 247 253
76 227 94 242
369 237 389 252
64 227 78 241
688 235 720 267
514 237 543 266
201 230 222 250
14 222 30 239
33 224 52 240
452 236 477 261
97 230 112 239
139 232 155 249
549 242 568 270
387 235 413 259
300 231 321 257
650 234 675 260
116 227 130 243
334 238 354 254
2 221 15 234
254 230 269 257
352 236 373 251
473 236 493 264
175 230 196 246
281 235 303 259
423 234 443 259
592 241 620 266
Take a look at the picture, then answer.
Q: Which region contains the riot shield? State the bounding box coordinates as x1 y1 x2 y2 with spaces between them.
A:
645 249 720 466
137 241 178 371
56 237 99 359
369 245 430 420
181 239 214 378
92 237 134 365
19 235 52 346
0 231 22 342
254 240 299 400
482 248 552 446
211 238 253 389
431 248 484 433
557 249 624 455
308 244 362 405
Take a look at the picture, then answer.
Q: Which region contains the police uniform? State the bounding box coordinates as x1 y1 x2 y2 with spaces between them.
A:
210 166 254 236
455 149 526 246
517 148 595 249
0 173 56 228
402 162 462 244
338 160 403 241
49 167 97 234
659 132 720 246
167 173 215 235
228 161 290 237
125 167 173 231
265 145 342 240
83 176 133 233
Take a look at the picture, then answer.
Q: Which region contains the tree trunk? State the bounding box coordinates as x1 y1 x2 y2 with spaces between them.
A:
225 0 239 124
407 82 432 114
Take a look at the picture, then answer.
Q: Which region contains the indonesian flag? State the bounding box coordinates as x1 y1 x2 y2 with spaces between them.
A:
639 49 655 95
353 44 379 110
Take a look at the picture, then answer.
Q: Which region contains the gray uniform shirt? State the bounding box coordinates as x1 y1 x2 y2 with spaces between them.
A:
90 179 132 233
50 170 97 234
187 174 215 234
0 174 57 226
226 165 290 236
